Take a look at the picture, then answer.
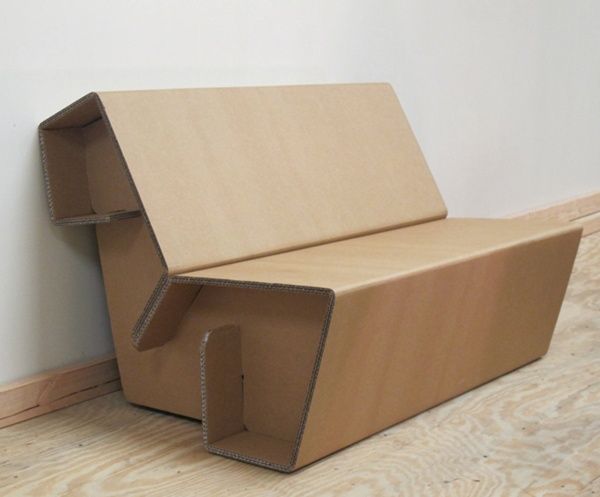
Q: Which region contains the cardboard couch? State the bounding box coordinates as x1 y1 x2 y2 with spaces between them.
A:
39 83 581 471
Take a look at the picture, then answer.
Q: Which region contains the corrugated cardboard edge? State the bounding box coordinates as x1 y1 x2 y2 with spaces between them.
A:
38 92 168 267
39 92 92 226
198 284 336 473
134 276 332 347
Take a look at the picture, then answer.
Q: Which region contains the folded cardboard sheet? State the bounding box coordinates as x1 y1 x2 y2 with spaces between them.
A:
39 83 581 471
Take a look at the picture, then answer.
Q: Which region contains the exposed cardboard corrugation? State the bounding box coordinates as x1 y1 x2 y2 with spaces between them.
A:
49 211 140 226
131 274 171 346
200 291 336 472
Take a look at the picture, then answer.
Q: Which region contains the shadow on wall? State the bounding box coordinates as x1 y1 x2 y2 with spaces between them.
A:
0 131 113 383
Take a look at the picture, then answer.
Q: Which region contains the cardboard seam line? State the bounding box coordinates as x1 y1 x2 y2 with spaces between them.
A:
54 211 141 226
166 212 448 276
199 291 336 472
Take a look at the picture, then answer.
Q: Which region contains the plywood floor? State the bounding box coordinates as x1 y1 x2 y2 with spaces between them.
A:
1 233 599 497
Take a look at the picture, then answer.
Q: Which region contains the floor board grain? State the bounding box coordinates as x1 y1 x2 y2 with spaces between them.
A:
1 234 598 497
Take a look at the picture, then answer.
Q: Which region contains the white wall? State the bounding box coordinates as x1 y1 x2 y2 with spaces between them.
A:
1 0 599 383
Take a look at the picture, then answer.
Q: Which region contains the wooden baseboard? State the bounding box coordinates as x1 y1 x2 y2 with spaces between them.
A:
0 355 120 429
512 191 600 236
1 190 598 429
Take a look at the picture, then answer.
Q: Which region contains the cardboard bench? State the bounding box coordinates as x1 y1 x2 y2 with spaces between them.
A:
39 83 581 472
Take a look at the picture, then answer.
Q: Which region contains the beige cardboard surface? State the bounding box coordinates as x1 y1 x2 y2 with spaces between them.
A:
83 119 138 215
40 127 91 220
94 217 196 415
295 226 581 469
39 96 140 225
39 84 582 472
180 218 578 293
97 84 447 273
134 218 580 471
204 226 579 471
135 217 578 349
190 286 330 440
96 216 331 422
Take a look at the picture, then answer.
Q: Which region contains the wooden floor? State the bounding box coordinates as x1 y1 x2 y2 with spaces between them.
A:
1 234 599 497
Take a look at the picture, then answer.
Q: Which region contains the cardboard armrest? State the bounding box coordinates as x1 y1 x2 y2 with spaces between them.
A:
200 325 297 470
39 93 139 225
200 324 324 471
